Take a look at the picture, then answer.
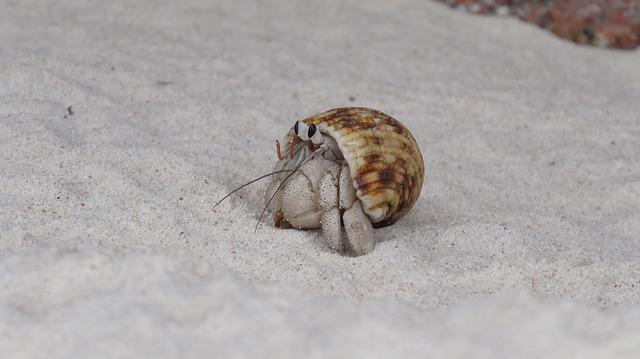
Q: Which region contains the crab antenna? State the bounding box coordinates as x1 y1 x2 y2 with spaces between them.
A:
276 140 285 161
289 139 295 159
212 169 293 210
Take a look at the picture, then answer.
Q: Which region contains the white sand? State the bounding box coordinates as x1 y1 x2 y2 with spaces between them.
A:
1 0 640 357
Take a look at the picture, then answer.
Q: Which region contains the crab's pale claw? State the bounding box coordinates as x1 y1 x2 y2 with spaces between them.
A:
281 157 337 229
282 172 321 229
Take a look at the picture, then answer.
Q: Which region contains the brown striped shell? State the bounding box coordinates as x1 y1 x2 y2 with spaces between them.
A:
303 107 424 228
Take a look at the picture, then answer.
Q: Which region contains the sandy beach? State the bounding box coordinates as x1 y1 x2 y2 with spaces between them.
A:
1 0 640 357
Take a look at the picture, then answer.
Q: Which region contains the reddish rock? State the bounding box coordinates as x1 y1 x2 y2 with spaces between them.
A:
518 2 551 26
595 23 638 48
547 0 602 44
437 0 640 49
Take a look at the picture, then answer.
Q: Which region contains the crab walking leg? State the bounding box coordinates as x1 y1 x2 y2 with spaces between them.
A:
318 165 343 252
342 200 375 256
338 164 375 255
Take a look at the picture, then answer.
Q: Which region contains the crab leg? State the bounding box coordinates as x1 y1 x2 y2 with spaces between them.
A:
342 201 375 256
339 163 375 256
318 165 343 252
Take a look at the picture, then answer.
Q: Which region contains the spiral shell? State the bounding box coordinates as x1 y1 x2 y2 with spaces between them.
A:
303 107 424 228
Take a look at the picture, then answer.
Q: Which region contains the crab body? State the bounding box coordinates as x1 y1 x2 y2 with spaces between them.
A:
265 107 424 256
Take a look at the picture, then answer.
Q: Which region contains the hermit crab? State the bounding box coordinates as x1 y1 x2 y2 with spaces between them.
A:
214 107 424 256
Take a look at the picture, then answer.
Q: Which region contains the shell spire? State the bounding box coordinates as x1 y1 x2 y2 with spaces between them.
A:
303 107 424 227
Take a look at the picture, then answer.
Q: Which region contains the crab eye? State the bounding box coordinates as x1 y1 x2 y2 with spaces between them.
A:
294 121 310 141
308 124 324 145
307 124 317 138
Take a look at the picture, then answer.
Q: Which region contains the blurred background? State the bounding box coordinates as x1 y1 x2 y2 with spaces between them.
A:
439 0 640 49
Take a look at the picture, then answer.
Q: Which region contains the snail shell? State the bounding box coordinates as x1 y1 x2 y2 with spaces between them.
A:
303 107 424 228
